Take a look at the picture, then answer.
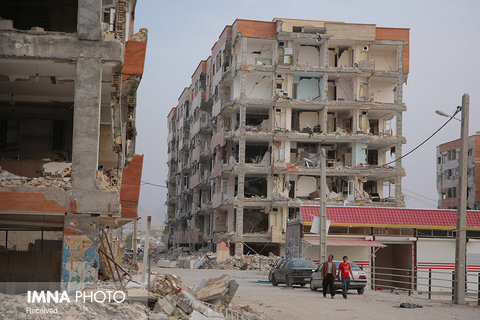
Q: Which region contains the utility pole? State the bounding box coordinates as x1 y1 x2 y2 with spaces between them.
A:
319 148 327 264
454 93 469 305
141 216 151 286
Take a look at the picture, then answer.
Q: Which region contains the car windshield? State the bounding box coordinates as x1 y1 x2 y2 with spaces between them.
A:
291 260 317 268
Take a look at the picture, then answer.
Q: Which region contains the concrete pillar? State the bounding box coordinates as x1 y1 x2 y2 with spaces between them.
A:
72 58 102 191
352 109 359 134
320 41 328 67
395 110 403 205
321 107 328 134
77 0 102 40
239 105 246 164
235 242 244 256
227 207 235 232
240 37 248 66
61 213 99 293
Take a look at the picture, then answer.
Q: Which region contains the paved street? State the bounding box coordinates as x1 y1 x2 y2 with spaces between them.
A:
154 267 480 320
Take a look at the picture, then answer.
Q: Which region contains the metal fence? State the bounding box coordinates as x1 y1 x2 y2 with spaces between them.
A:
362 265 480 304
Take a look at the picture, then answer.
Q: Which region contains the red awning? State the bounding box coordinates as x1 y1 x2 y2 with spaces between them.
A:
304 238 387 247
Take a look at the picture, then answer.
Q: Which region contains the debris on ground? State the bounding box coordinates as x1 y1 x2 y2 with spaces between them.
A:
399 302 423 308
149 273 265 320
153 247 279 272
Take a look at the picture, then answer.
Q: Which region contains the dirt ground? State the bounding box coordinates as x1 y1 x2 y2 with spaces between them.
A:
154 267 480 320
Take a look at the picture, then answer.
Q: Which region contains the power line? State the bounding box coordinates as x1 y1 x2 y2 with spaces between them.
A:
141 181 168 188
403 193 437 207
402 188 438 203
384 106 461 166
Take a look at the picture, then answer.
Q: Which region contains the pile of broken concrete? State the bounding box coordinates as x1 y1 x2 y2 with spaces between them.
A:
155 248 279 272
149 273 264 320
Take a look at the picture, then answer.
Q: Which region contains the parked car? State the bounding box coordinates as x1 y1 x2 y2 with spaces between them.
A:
309 261 367 294
125 249 134 259
268 258 286 282
270 259 318 287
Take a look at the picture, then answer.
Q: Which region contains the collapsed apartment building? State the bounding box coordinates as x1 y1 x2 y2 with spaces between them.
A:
0 0 146 292
166 18 409 256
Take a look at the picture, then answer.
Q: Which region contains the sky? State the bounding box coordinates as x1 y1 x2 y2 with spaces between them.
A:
133 0 480 227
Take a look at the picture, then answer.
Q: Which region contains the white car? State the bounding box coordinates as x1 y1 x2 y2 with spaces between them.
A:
310 261 367 294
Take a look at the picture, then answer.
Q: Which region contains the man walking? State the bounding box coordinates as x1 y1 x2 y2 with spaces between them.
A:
320 254 337 298
338 255 354 299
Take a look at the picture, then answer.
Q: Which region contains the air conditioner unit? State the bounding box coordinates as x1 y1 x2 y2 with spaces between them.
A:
362 45 370 52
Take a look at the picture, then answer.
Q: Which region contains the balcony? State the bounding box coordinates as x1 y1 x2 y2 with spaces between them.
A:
212 162 223 178
189 172 200 188
191 146 201 163
210 127 225 152
212 192 223 208
212 99 223 117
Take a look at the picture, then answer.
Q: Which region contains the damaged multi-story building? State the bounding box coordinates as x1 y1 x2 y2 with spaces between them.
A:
437 131 480 210
166 18 409 256
0 0 146 292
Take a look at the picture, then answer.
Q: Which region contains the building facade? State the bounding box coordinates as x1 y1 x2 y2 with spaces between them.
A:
0 0 146 292
167 18 409 256
436 132 480 209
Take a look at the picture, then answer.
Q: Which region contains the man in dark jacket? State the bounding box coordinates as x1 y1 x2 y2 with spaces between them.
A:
320 254 337 298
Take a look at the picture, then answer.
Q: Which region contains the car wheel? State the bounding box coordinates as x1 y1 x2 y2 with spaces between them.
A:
286 276 293 288
357 287 365 295
271 275 278 287
310 282 317 291
300 283 306 287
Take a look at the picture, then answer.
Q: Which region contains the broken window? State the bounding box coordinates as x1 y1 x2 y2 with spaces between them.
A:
367 149 378 165
292 26 302 33
243 209 268 233
244 176 267 198
245 142 269 164
245 112 269 131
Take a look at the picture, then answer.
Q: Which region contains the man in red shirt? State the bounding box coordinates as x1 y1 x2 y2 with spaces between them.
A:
338 255 354 299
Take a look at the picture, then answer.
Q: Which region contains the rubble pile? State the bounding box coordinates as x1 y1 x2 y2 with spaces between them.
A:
213 253 279 271
0 169 72 189
0 163 119 190
149 273 265 320
155 248 279 272
0 292 148 320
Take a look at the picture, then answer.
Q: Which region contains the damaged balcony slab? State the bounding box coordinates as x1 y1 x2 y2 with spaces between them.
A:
0 31 123 62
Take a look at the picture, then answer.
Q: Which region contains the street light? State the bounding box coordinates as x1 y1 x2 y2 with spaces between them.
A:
435 108 461 122
435 95 469 305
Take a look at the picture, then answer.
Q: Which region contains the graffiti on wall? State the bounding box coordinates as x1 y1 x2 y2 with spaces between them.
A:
61 214 99 293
